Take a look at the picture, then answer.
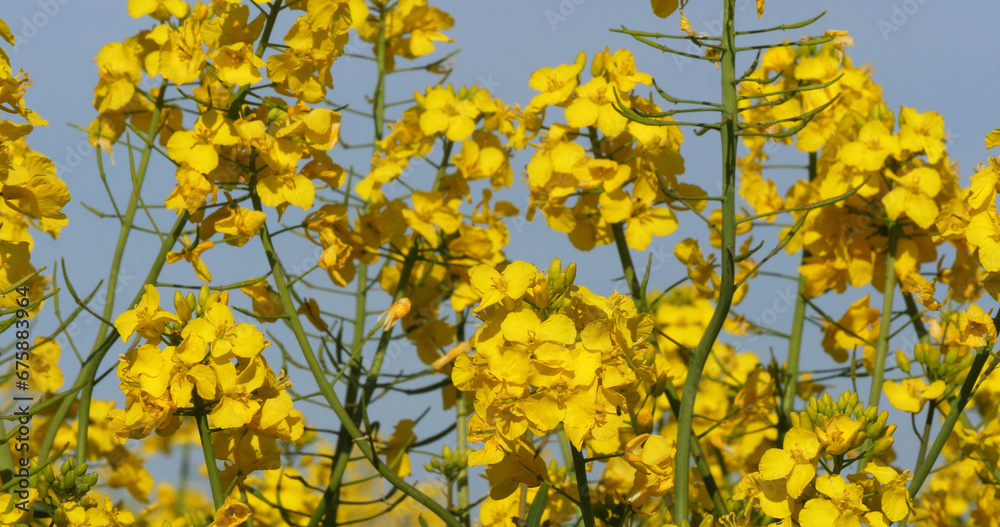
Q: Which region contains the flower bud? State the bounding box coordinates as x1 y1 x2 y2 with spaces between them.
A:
547 258 562 279
944 347 959 365
62 470 75 490
564 263 577 288
873 435 895 454
895 350 911 374
914 344 927 363
927 346 941 368
797 411 812 430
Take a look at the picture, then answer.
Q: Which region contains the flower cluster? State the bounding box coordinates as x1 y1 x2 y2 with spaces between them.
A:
110 285 303 484
0 17 70 320
524 48 687 252
453 259 655 497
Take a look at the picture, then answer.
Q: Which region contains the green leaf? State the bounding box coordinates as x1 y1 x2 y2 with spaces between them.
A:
525 482 549 527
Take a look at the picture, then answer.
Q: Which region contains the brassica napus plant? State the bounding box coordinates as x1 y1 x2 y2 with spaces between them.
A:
1 1 999 526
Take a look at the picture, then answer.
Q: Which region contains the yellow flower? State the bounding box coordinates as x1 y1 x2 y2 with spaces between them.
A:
592 47 652 93
469 261 537 311
128 0 189 20
380 297 412 331
381 419 417 477
158 18 207 84
211 42 265 86
208 497 252 527
564 76 628 136
863 463 912 523
799 475 868 527
400 190 462 246
821 295 878 363
838 120 900 172
527 52 587 111
623 433 676 508
209 357 265 429
966 209 1000 271
29 338 63 393
166 235 214 283
882 166 941 229
240 281 284 323
114 284 181 343
816 413 863 455
899 107 946 164
93 42 142 113
883 378 946 413
166 111 239 173
417 86 479 141
957 304 997 348
758 427 820 498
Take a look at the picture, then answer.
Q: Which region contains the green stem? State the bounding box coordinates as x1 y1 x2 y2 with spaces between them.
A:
250 191 461 527
197 411 225 509
673 1 738 523
868 223 899 409
38 211 190 461
610 220 727 517
322 6 388 523
360 140 452 406
75 81 167 465
908 345 991 498
455 312 471 527
914 400 936 470
570 444 596 527
777 152 816 444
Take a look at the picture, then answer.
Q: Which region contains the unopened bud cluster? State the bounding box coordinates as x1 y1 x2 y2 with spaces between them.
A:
791 390 896 455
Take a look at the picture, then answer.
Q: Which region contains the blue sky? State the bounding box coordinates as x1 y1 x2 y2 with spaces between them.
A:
4 0 999 516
